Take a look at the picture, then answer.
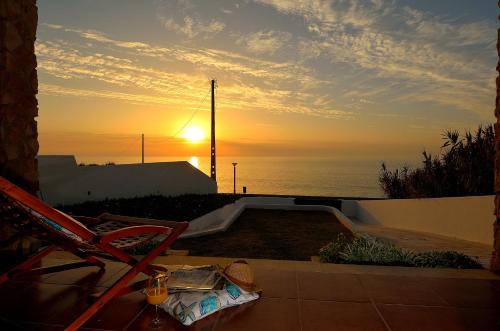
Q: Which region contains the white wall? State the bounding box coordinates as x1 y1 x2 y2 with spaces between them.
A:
38 155 217 206
343 196 494 245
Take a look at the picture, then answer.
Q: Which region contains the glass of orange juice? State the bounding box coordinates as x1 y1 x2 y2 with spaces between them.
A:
146 273 168 328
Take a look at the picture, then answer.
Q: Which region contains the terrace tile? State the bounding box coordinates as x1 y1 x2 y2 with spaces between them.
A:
358 275 448 306
0 283 92 324
81 291 146 330
35 287 145 329
8 257 80 283
213 298 300 331
0 279 34 298
128 298 301 331
0 319 30 330
14 323 68 331
1 253 499 330
41 261 126 287
427 278 500 308
98 264 149 288
297 272 369 302
300 300 388 331
254 268 298 299
125 304 218 330
377 304 500 331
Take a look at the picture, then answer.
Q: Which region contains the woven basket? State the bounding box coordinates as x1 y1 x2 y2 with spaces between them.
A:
222 260 257 292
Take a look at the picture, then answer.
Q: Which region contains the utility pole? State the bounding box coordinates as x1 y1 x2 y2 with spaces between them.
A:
232 162 237 194
210 79 217 181
141 133 144 164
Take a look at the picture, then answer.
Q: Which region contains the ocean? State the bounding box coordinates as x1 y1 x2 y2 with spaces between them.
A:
75 156 419 198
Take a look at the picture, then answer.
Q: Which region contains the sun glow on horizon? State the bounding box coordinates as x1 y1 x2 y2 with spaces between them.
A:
181 126 206 143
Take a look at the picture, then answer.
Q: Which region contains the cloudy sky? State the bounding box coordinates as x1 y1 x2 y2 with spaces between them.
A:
36 0 497 159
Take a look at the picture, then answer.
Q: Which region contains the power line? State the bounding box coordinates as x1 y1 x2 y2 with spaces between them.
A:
172 87 211 138
109 86 212 158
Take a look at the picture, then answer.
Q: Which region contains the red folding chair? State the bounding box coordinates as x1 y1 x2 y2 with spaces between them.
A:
0 177 189 330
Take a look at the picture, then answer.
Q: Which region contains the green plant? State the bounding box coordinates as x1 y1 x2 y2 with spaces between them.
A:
379 125 494 198
413 251 483 269
339 236 415 266
319 235 482 269
318 233 349 263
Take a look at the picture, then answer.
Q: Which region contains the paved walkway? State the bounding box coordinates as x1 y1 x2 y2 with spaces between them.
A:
350 218 493 268
1 252 499 330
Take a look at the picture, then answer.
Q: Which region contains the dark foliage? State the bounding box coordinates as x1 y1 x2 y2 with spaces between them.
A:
413 251 483 269
78 162 116 166
57 194 241 221
379 125 494 198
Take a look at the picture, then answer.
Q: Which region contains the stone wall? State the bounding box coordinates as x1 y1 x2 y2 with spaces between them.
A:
0 0 39 256
493 1 500 273
0 0 39 193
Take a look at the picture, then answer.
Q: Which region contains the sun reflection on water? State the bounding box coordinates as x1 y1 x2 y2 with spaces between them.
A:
189 156 199 169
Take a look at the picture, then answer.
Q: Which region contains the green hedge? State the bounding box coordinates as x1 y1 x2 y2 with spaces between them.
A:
57 194 242 222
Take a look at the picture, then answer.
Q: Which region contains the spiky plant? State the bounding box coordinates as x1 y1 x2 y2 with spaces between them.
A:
379 125 494 198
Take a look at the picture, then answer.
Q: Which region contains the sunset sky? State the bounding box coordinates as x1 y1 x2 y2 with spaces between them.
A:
36 0 497 160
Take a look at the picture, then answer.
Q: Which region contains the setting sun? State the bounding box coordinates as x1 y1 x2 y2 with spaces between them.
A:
181 126 205 143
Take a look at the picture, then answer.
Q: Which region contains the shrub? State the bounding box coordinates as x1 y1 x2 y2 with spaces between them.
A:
58 194 241 222
413 251 483 269
379 125 494 198
318 233 349 263
339 236 415 266
319 235 482 269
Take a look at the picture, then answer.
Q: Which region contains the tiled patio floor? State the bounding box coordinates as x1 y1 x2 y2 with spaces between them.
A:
1 253 500 330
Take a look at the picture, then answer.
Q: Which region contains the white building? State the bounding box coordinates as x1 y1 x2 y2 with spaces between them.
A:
37 155 217 206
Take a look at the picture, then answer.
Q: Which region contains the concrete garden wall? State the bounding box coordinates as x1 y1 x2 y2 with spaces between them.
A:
342 196 494 246
181 197 357 238
183 196 494 246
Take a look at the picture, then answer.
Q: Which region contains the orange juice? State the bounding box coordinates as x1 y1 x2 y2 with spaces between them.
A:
146 287 168 305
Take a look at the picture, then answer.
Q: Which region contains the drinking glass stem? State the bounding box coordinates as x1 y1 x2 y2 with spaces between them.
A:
151 304 161 327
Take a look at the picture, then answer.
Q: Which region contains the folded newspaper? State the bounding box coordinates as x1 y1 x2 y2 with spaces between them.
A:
167 265 222 292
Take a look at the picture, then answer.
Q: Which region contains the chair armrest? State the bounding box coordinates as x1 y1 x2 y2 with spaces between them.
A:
99 225 173 245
